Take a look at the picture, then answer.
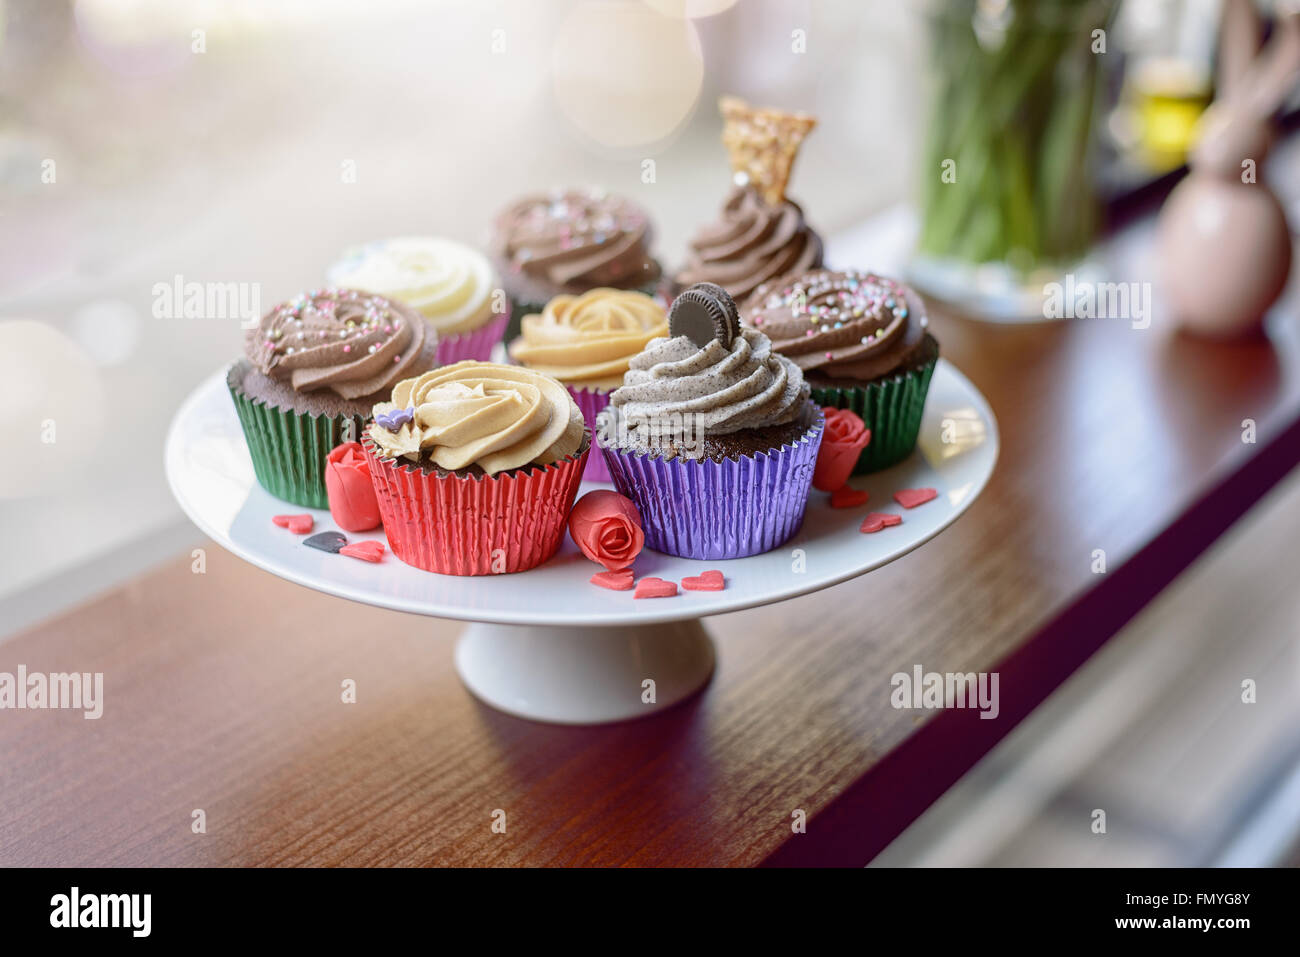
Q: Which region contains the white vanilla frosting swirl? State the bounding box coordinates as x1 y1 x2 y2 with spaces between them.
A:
508 288 667 390
368 361 585 475
328 237 498 335
609 327 808 435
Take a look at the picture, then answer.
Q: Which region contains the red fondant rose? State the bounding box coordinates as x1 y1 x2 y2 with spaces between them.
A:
568 489 644 571
325 442 382 532
813 407 872 491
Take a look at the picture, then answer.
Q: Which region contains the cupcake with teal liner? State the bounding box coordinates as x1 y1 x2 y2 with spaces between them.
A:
327 236 509 364
742 269 937 474
228 289 439 508
491 187 665 340
599 282 823 560
363 361 589 576
507 287 667 482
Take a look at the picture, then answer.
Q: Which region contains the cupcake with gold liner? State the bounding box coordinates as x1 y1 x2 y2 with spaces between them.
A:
599 282 823 560
229 288 438 508
327 236 509 363
363 361 589 576
742 268 937 474
508 288 667 481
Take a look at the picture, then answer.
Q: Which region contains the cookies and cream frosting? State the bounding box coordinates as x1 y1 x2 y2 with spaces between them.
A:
327 237 498 336
245 289 431 400
507 288 668 391
609 326 808 437
743 269 930 381
676 186 823 301
367 361 586 476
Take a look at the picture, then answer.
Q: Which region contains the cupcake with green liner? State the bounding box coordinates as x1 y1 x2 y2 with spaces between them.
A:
229 289 438 508
326 236 508 363
600 282 823 560
491 187 664 340
363 361 589 576
742 268 938 474
507 287 667 482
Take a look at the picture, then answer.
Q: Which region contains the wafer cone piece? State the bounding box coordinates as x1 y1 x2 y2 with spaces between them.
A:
719 95 817 206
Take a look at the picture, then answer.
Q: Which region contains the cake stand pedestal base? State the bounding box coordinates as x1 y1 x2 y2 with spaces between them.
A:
454 619 716 725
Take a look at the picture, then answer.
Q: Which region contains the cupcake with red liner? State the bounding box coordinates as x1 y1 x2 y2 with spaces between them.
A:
743 269 937 474
229 289 438 508
599 282 823 560
812 408 872 491
508 288 667 482
363 361 589 576
327 236 508 364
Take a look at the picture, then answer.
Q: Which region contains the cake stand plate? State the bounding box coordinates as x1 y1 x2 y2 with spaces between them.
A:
165 361 998 724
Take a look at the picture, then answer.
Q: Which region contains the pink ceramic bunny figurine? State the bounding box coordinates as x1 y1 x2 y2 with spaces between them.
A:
1156 3 1300 337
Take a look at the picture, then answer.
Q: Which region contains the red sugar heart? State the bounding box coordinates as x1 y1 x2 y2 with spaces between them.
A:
634 577 678 599
829 486 869 509
859 512 903 534
681 569 725 591
591 569 635 591
339 541 384 563
273 514 315 534
894 487 938 509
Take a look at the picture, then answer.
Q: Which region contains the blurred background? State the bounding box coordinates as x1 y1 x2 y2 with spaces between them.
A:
2 0 1298 865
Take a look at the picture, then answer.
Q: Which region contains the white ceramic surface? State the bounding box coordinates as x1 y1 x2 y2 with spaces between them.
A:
165 360 998 722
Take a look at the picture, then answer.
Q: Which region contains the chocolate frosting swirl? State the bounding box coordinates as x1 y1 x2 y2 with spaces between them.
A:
492 188 661 291
676 186 823 301
743 269 931 381
245 289 431 400
609 326 808 437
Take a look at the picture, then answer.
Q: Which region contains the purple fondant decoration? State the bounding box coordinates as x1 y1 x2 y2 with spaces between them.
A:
375 405 415 432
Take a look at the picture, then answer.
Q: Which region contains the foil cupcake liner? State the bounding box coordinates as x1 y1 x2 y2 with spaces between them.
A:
568 385 613 483
227 364 366 509
810 356 937 475
434 309 510 365
600 406 824 560
361 434 589 576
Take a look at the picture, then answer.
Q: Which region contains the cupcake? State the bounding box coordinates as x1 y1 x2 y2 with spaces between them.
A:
599 282 823 560
229 289 438 508
491 187 664 339
742 269 938 474
326 236 508 364
363 361 589 576
675 96 823 301
507 288 668 482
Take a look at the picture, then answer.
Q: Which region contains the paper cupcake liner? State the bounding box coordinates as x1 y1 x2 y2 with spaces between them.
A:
361 435 589 576
600 406 824 560
227 365 366 509
568 386 613 483
434 309 510 365
810 356 937 475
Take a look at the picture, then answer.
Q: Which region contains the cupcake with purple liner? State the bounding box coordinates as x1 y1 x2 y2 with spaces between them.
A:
599 282 822 559
507 288 667 482
491 187 665 341
327 236 508 364
228 289 438 508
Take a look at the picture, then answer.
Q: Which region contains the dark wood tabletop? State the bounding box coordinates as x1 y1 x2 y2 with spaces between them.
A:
3 204 1299 867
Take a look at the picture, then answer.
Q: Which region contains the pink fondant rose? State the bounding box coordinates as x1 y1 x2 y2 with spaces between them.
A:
325 442 382 532
812 407 872 491
567 489 644 571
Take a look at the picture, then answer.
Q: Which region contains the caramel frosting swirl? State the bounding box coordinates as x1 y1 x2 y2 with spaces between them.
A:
245 289 431 400
492 188 661 291
609 326 808 437
327 237 498 336
743 269 930 381
676 186 823 301
368 361 586 476
508 288 668 391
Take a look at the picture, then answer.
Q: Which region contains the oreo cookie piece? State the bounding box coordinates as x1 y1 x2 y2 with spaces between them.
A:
669 282 740 349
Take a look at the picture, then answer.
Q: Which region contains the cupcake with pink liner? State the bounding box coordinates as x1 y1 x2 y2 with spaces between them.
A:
599 282 823 560
363 361 589 576
327 236 508 364
508 288 667 482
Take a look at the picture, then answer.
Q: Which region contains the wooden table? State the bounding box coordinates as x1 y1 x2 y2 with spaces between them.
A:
3 217 1299 869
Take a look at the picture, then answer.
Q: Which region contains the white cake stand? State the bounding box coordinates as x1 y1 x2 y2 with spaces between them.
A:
165 362 998 725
